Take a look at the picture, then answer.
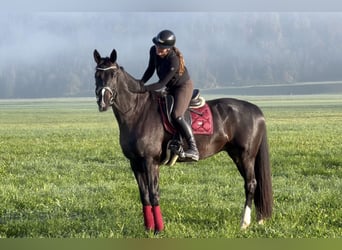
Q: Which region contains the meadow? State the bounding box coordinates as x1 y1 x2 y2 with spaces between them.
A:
0 95 341 238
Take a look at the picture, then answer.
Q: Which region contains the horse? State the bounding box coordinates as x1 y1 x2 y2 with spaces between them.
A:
93 49 273 234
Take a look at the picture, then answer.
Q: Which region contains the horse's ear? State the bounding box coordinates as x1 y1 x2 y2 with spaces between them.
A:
110 49 117 63
93 49 101 64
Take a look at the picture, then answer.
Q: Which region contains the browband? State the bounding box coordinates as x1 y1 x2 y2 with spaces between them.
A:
96 65 117 71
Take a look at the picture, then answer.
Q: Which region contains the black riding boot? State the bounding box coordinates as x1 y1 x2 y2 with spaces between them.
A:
174 116 199 161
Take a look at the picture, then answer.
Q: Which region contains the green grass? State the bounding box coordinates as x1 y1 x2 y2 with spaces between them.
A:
0 96 341 238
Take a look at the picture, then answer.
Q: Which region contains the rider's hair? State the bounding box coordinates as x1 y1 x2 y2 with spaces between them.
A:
173 47 185 76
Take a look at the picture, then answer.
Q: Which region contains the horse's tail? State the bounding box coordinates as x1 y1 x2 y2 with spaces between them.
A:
254 130 273 220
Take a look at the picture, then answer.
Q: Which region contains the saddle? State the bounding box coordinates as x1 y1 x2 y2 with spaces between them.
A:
158 89 213 166
159 89 208 133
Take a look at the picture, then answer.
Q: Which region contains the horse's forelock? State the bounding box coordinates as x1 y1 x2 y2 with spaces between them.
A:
100 57 112 66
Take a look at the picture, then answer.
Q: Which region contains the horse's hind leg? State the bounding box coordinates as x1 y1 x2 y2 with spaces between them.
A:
237 156 257 229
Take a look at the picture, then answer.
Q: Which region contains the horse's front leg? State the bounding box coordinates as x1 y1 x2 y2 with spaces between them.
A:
131 158 164 233
146 157 164 234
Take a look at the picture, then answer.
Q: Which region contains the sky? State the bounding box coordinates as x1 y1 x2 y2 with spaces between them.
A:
1 0 342 12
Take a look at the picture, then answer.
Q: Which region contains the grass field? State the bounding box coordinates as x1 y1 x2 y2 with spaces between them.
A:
0 95 341 238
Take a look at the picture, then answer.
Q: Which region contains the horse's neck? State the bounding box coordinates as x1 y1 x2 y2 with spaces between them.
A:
112 71 150 127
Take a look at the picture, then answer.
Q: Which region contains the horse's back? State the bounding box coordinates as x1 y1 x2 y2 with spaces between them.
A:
204 97 266 153
207 97 265 121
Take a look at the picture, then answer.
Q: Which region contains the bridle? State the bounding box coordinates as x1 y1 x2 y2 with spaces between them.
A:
95 64 135 114
95 65 118 107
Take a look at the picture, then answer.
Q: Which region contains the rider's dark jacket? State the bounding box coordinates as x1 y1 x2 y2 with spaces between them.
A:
141 46 190 91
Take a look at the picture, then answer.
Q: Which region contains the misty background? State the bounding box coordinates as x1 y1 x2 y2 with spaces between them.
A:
1 12 342 98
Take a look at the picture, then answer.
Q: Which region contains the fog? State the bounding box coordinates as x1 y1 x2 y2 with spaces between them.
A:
1 12 342 98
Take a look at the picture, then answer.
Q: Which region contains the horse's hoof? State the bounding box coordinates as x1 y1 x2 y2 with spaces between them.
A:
240 222 250 230
258 219 264 225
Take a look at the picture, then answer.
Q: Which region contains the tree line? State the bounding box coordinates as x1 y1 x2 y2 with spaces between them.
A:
1 12 342 98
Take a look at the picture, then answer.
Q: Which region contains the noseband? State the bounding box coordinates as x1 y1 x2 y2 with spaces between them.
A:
100 86 114 106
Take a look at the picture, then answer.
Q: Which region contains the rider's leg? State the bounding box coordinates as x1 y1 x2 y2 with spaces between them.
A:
174 116 199 161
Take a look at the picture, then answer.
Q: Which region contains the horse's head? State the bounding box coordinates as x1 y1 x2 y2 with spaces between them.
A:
93 49 119 112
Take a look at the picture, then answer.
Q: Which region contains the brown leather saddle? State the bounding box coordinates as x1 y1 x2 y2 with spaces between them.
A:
158 89 206 165
161 89 205 130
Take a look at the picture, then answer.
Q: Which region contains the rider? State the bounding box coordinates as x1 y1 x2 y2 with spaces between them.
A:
133 29 199 161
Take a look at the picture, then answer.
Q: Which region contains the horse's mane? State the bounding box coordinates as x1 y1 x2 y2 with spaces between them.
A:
117 65 138 83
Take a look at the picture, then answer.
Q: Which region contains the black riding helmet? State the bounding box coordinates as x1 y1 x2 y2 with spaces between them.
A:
152 30 176 48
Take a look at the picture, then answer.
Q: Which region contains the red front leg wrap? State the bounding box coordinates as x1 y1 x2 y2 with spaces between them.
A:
152 206 164 232
143 205 155 230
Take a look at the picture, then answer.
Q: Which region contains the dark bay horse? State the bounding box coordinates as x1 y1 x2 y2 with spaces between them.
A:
93 49 273 233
